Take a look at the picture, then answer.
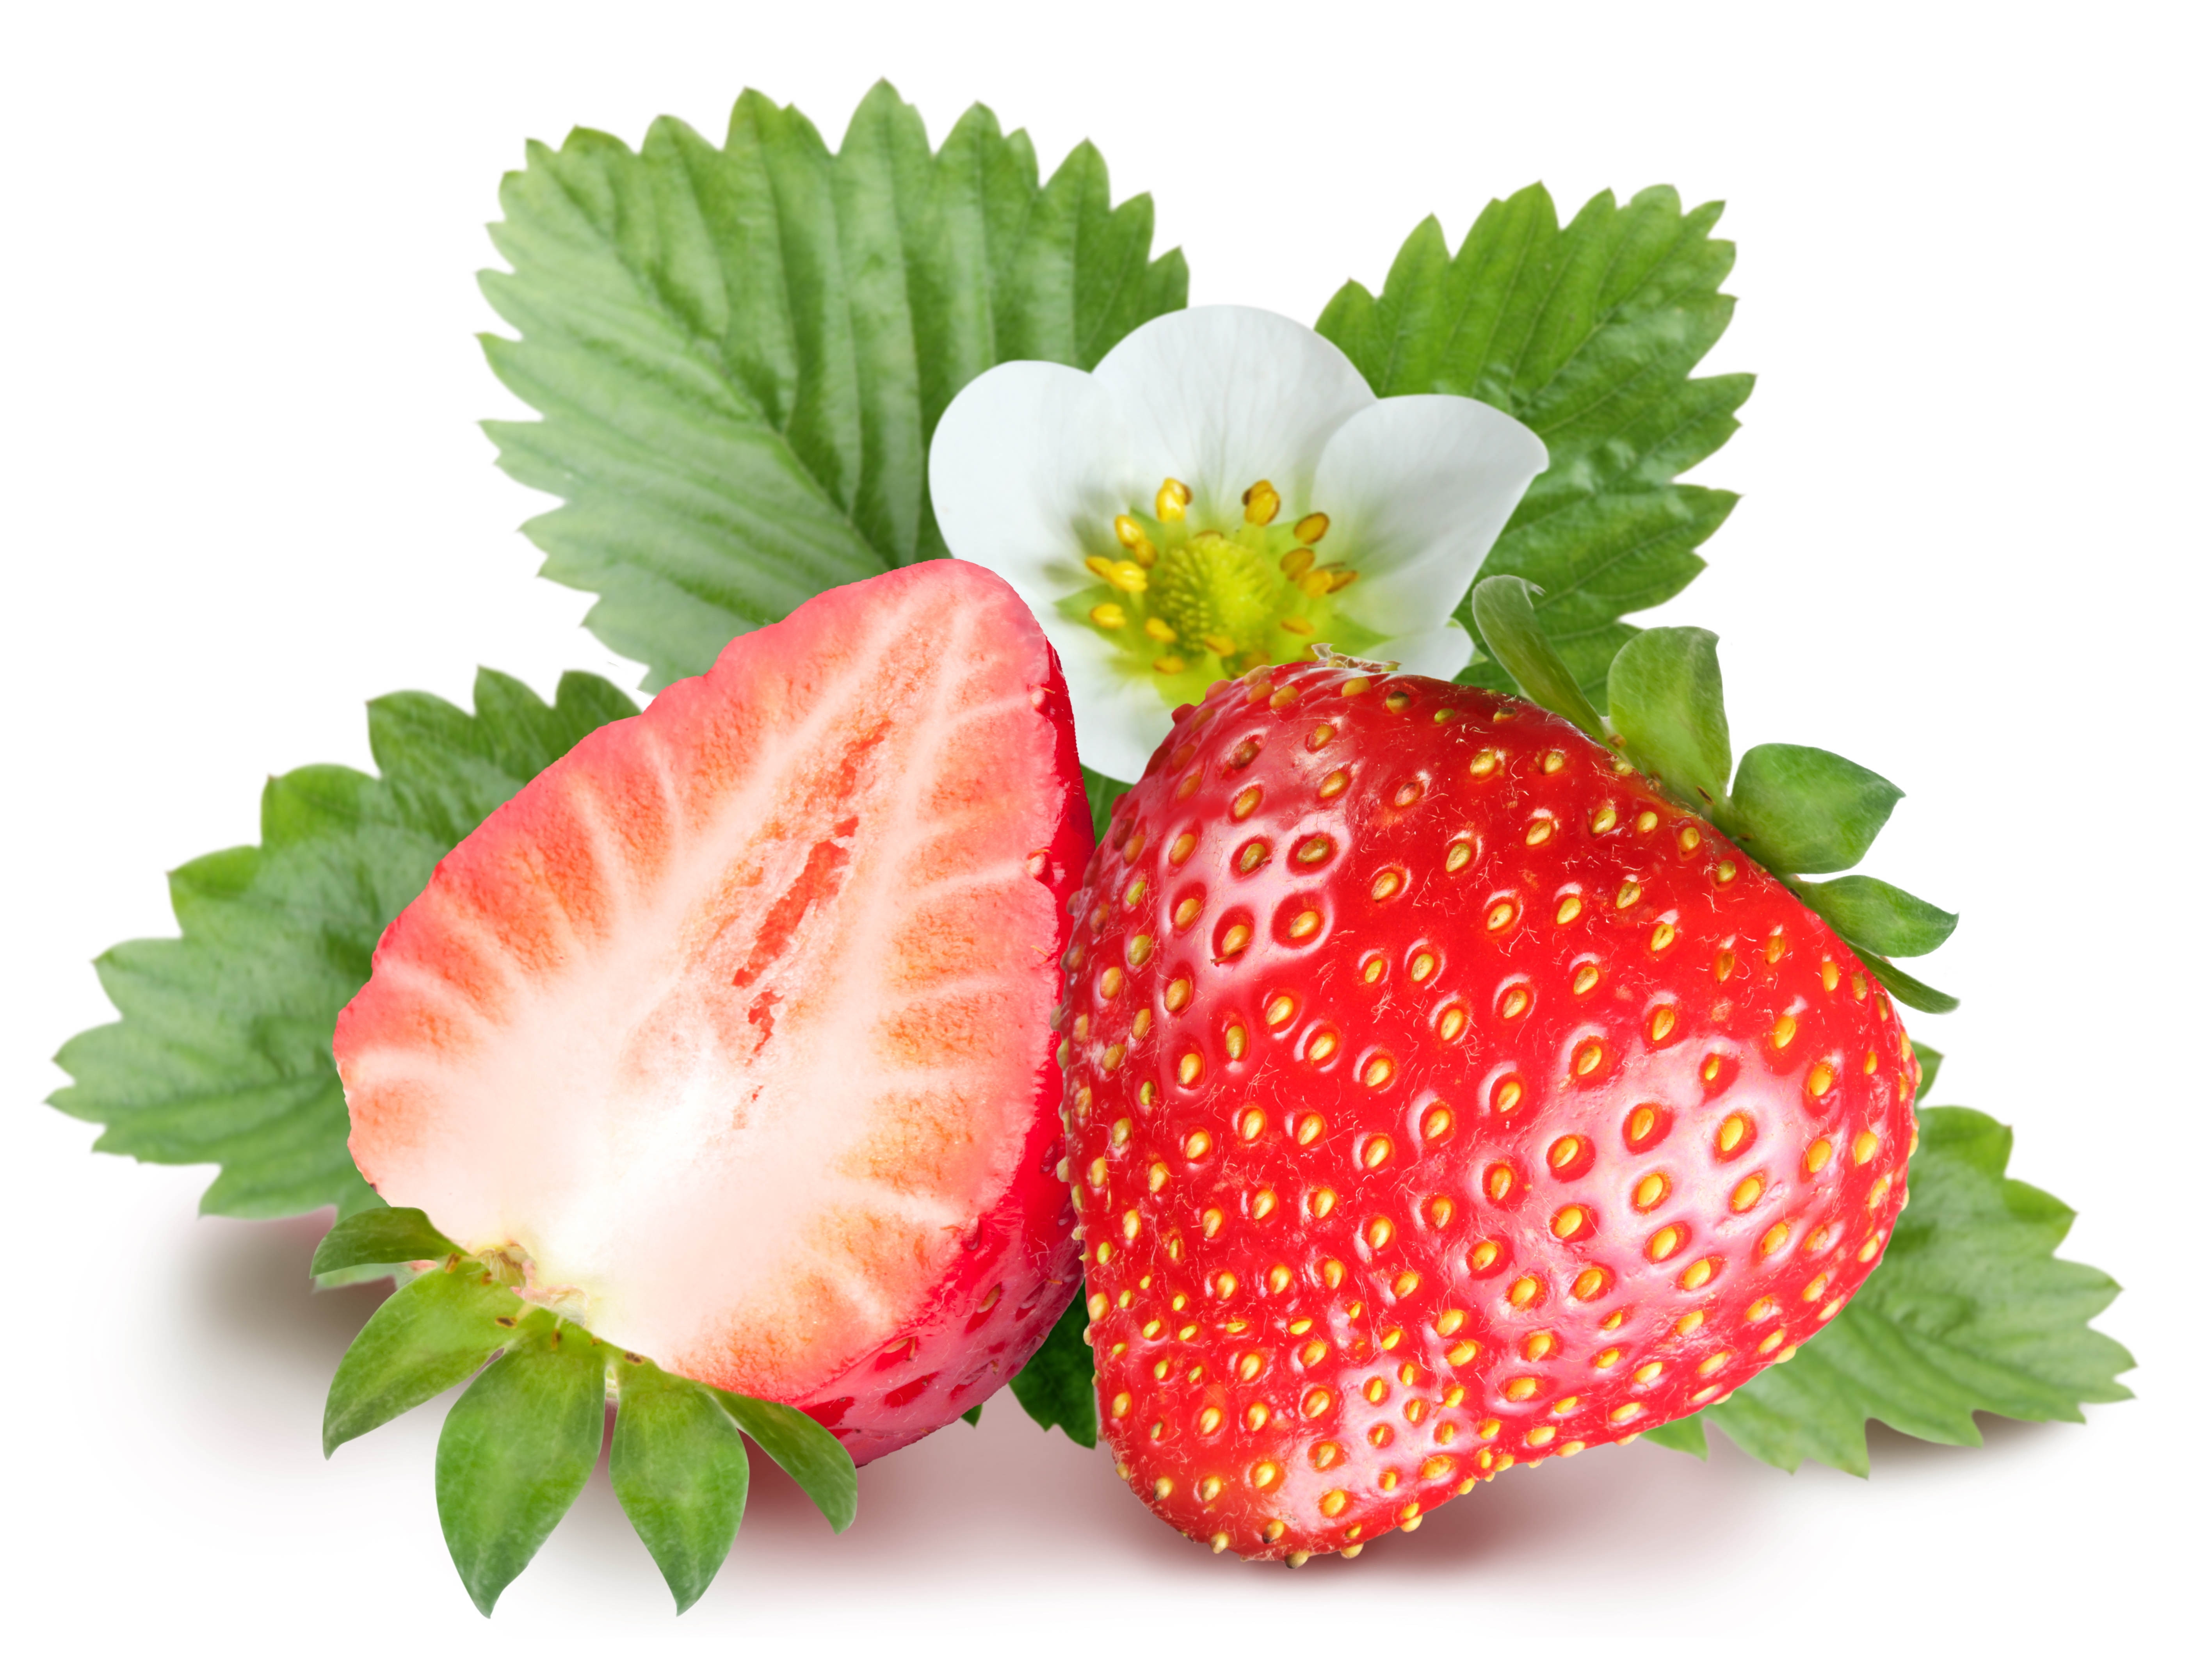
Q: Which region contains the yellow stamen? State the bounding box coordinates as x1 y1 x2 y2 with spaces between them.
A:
1294 512 1330 543
1090 603 1127 630
1156 478 1191 521
1243 480 1281 525
1144 617 1178 643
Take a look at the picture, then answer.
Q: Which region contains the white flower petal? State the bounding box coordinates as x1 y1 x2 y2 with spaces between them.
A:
1093 305 1374 526
931 361 1177 778
1050 632 1181 785
1311 393 1548 635
931 359 1170 767
1364 619 1477 683
931 312 1537 784
930 358 1142 610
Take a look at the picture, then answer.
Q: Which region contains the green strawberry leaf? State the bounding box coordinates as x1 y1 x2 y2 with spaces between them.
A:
715 1392 858 1533
1466 577 1608 741
1858 951 1961 1014
1084 768 1130 846
482 80 1187 692
324 1260 529 1456
609 1359 753 1614
1793 875 1959 959
1651 1084 2130 1475
1605 626 1731 813
311 1206 462 1276
1642 1411 1708 1458
1729 743 1903 875
1008 1296 1101 1449
48 671 636 1227
1318 185 1747 704
1912 1042 1944 1100
436 1314 608 1617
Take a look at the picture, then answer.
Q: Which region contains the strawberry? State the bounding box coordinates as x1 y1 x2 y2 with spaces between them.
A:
335 559 1089 1465
1063 659 1919 1560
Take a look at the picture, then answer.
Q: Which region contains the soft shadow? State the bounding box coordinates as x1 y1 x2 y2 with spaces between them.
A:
1340 1435 1773 1581
520 1406 2101 1615
511 1399 1200 1620
741 1404 1183 1571
180 1208 391 1373
167 1213 2101 1612
1859 1413 2061 1469
1294 1414 2088 1584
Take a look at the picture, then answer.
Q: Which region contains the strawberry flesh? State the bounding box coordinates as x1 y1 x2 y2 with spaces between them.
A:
1064 664 1918 1558
337 561 1089 1463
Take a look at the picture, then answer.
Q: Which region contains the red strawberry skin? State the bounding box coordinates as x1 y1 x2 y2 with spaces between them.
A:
338 560 1089 1465
1062 663 1918 1559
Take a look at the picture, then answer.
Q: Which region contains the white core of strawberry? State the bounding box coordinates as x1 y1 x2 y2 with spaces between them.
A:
336 563 1079 1404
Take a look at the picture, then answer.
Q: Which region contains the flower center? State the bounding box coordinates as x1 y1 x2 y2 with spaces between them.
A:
1147 530 1274 650
1067 477 1372 701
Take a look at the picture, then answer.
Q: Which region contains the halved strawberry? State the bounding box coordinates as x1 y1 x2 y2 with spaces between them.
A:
335 560 1089 1464
1064 662 1918 1558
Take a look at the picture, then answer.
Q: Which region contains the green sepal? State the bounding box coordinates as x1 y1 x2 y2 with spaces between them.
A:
1605 626 1731 813
1008 1296 1100 1448
436 1313 607 1616
1644 1413 1708 1458
715 1392 857 1533
609 1359 752 1614
1859 951 1960 1014
962 1404 983 1426
322 1260 529 1456
312 1261 415 1292
1912 1042 1944 1100
1468 577 1608 741
311 1206 461 1276
1728 743 1902 875
1794 875 1959 959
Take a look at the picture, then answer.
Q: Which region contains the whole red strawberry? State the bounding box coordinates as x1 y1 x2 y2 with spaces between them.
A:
1062 659 1919 1561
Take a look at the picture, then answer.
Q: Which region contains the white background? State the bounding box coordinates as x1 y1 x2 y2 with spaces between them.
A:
5 2 2192 1670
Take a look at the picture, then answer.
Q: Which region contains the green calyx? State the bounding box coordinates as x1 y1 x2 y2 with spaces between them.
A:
1064 480 1378 705
1468 577 1959 1011
315 1206 856 1617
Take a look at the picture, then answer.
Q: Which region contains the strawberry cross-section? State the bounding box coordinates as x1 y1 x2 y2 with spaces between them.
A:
336 560 1091 1464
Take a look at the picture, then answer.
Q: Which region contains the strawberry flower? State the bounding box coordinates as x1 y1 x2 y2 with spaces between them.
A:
930 304 1548 783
